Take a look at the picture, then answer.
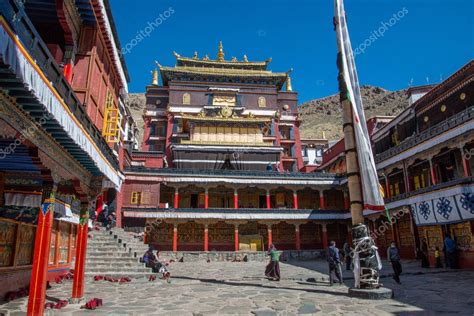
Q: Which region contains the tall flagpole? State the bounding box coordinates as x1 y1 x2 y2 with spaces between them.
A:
334 0 391 295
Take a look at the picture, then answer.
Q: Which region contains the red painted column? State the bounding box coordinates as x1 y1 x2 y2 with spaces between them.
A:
429 158 437 185
321 223 328 248
295 224 301 250
293 191 298 209
172 224 178 252
165 114 174 166
319 190 325 210
234 224 239 251
343 191 350 209
292 122 304 171
95 193 103 219
266 191 271 209
234 189 239 209
174 188 179 208
115 189 123 228
71 203 89 303
385 175 391 199
204 189 209 209
267 224 273 248
460 146 470 177
27 200 54 316
63 62 73 83
142 117 152 151
204 224 209 252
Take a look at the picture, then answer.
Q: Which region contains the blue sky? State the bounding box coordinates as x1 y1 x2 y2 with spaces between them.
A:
111 0 473 103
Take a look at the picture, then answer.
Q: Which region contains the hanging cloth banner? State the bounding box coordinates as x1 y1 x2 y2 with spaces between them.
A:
334 0 385 211
4 191 42 208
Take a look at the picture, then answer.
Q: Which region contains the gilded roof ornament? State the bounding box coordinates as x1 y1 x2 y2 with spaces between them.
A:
231 56 237 62
155 60 163 68
286 68 293 92
217 41 225 61
243 54 248 62
151 69 158 85
193 51 198 60
173 51 181 58
203 54 210 61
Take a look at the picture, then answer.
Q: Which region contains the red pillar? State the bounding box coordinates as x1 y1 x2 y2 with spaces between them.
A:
172 224 178 252
344 191 350 209
234 225 239 251
321 223 328 248
27 200 54 316
267 225 273 248
234 190 239 209
429 159 437 185
165 114 174 166
116 189 123 228
293 191 298 209
266 191 271 209
460 147 470 177
204 189 209 209
385 175 391 199
295 224 301 250
63 62 73 83
174 188 179 208
319 190 325 209
95 193 103 219
71 204 89 302
204 225 209 252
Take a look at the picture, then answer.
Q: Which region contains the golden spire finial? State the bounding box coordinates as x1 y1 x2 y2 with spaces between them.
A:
243 54 248 62
286 75 293 92
151 69 158 85
217 41 224 61
193 51 198 60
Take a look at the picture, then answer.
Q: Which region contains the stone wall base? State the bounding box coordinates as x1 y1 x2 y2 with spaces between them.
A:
159 250 326 262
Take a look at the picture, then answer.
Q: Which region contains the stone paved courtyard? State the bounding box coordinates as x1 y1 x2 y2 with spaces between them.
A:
1 260 474 315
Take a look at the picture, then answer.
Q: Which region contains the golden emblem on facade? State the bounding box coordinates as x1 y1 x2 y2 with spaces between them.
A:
220 106 233 118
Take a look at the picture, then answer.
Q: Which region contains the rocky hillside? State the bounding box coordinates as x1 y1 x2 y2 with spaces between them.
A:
299 86 409 141
126 93 146 148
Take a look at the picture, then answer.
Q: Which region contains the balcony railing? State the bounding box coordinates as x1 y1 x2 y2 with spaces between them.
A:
0 0 118 169
125 166 344 180
375 106 474 163
385 176 473 204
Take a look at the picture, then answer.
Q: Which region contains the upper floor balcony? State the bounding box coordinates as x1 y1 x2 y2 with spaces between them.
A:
0 0 119 183
375 105 474 164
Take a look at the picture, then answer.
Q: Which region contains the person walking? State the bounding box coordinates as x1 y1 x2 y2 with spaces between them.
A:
343 241 352 271
443 234 457 269
387 241 402 284
327 241 343 286
264 244 281 281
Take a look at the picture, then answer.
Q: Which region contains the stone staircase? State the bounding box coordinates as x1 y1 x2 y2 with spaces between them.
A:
85 228 152 278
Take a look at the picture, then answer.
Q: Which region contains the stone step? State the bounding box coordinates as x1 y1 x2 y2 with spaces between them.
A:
87 241 120 246
87 245 128 251
87 251 133 258
86 262 146 269
86 267 151 273
86 256 141 262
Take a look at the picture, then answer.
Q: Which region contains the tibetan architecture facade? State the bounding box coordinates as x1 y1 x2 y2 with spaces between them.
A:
121 45 355 252
321 61 474 268
0 0 133 312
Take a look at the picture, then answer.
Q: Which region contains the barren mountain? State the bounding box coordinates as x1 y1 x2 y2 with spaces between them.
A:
126 93 146 148
299 86 409 141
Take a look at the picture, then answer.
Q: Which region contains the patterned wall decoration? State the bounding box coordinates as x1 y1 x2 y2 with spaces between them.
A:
178 222 204 243
0 221 16 267
410 189 474 226
209 221 233 243
16 225 35 266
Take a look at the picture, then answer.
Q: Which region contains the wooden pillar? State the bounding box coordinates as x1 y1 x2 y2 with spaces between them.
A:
295 223 301 250
319 190 325 210
204 224 209 252
402 160 411 193
459 145 470 177
172 223 178 252
343 191 350 209
347 223 353 244
204 188 209 209
384 174 391 199
293 190 299 209
27 198 54 316
233 189 239 209
427 157 437 186
321 223 328 249
234 224 239 252
267 224 273 248
266 190 271 209
71 202 90 303
174 187 179 208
